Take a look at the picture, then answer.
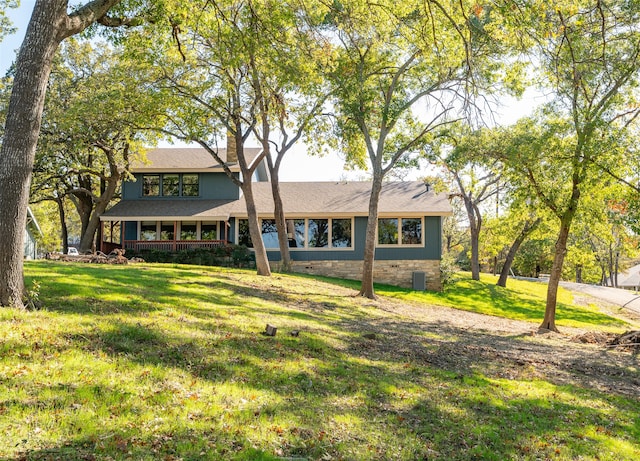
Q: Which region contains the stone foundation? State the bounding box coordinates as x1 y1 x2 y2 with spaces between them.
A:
278 259 442 291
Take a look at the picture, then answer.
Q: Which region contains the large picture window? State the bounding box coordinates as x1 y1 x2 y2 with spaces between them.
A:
261 219 279 248
142 173 199 197
238 219 252 247
238 218 353 250
332 219 352 248
402 218 422 244
378 218 398 244
308 219 329 248
378 217 423 246
287 219 305 248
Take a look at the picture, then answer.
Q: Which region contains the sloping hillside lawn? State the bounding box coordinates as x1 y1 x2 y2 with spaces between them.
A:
0 261 638 460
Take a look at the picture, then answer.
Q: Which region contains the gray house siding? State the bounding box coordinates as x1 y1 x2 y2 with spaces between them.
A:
24 228 38 260
123 172 240 200
257 216 442 262
124 221 138 241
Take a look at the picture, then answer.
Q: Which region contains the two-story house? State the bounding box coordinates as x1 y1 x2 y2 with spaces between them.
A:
100 147 451 290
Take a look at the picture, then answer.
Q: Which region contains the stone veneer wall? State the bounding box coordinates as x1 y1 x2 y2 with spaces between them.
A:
280 259 442 291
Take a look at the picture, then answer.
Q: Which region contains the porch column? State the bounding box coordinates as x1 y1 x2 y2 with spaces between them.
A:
173 221 177 252
99 221 104 253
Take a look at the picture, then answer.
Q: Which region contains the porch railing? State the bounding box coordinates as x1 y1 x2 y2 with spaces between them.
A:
123 240 228 252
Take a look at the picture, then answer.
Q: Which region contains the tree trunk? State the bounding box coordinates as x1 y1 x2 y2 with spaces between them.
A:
540 219 572 332
461 195 482 281
78 173 120 252
608 243 615 287
0 2 64 307
241 182 271 276
469 221 481 281
71 188 93 245
0 0 123 307
249 54 292 273
497 218 541 288
269 169 292 272
359 175 384 299
56 196 69 255
575 265 582 284
600 265 607 286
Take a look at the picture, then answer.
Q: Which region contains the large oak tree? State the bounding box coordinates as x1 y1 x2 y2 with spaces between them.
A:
0 0 159 307
1 1 123 307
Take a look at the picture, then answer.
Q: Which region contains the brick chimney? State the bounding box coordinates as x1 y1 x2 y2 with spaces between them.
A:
226 130 237 164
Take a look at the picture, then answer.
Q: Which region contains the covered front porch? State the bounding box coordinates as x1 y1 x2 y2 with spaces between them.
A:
99 198 238 254
99 219 231 254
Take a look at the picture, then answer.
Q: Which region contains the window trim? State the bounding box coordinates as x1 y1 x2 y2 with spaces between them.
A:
376 217 424 247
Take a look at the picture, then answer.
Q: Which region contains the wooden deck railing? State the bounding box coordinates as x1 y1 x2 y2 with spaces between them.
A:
123 240 228 252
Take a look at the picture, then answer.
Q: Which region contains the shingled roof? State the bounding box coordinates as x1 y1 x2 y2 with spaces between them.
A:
101 199 238 221
237 181 451 218
101 181 451 221
131 147 263 173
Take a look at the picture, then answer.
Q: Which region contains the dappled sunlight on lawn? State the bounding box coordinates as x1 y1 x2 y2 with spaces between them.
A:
2 261 637 460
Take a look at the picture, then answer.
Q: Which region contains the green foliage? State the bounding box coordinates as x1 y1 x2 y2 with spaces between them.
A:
22 278 41 310
129 244 255 269
0 0 18 42
439 251 459 290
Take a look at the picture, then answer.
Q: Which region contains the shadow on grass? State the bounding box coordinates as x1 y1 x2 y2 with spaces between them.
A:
11 262 639 460
7 342 638 461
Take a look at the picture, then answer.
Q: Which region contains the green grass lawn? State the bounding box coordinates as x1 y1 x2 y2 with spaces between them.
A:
0 261 638 460
358 273 631 331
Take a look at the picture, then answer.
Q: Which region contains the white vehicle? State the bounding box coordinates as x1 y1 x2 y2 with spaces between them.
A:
67 247 79 256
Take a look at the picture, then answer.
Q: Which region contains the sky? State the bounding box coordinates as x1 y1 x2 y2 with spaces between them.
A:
0 2 542 183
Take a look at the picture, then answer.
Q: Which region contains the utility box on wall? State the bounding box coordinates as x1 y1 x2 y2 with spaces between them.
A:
412 271 426 291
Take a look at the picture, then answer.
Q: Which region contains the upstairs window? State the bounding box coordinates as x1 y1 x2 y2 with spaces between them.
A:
182 174 199 196
142 174 199 197
142 175 160 196
163 175 180 196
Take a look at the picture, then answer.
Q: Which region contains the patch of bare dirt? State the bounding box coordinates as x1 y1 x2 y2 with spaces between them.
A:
340 294 640 398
